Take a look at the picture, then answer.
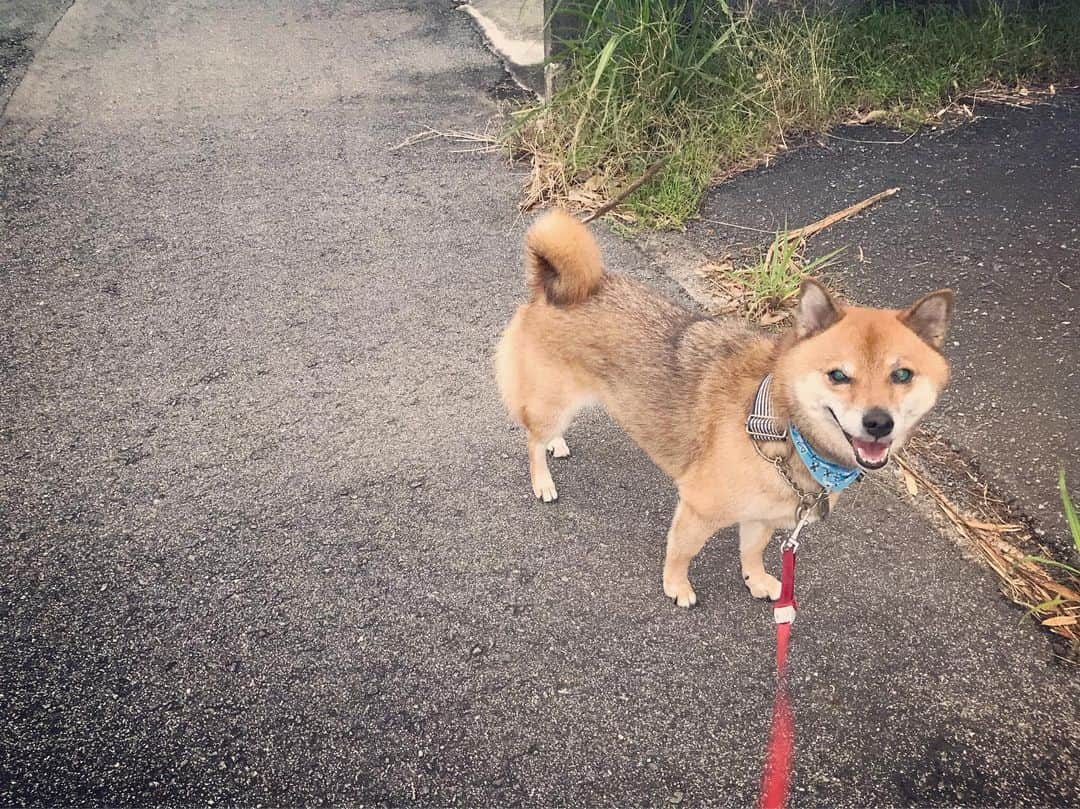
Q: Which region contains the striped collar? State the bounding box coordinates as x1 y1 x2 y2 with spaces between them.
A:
746 374 861 493
745 374 787 441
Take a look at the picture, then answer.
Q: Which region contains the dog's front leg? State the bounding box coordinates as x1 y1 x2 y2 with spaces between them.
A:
739 521 781 601
662 501 717 608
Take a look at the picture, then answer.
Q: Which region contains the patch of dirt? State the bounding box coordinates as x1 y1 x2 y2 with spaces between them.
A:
0 33 31 94
897 431 1079 661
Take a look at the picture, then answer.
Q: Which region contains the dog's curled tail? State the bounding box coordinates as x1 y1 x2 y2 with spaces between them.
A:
525 210 604 306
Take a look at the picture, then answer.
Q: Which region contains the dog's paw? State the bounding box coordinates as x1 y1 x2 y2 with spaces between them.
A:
743 571 781 601
663 576 698 609
531 471 558 503
546 437 571 458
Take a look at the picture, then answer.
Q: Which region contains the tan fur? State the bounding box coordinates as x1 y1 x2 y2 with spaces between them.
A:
496 211 954 606
525 209 604 306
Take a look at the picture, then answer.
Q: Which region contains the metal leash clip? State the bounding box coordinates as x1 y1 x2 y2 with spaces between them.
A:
780 511 812 555
787 489 828 549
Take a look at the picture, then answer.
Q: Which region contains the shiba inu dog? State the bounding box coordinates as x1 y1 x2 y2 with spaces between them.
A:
496 210 953 607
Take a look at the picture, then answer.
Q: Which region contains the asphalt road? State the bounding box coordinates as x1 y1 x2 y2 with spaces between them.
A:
0 0 70 112
1 1 1078 806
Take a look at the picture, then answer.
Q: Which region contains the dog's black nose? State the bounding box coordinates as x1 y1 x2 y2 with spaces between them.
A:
862 408 894 439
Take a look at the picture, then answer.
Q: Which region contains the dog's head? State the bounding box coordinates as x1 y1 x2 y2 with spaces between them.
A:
775 280 954 471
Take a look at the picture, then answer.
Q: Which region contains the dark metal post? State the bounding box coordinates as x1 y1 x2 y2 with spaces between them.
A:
543 0 583 62
543 0 583 95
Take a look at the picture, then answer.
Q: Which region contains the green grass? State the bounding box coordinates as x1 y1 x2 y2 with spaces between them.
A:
508 0 1080 228
1063 469 1080 565
728 232 843 321
1026 469 1080 578
1021 470 1080 643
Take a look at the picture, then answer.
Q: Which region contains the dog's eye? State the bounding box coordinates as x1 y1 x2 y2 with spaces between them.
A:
891 368 914 384
827 369 851 384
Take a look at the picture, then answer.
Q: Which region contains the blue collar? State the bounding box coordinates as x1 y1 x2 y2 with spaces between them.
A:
789 423 861 492
746 374 861 493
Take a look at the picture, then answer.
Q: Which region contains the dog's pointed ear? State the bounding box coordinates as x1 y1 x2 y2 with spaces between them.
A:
900 289 954 348
794 279 843 338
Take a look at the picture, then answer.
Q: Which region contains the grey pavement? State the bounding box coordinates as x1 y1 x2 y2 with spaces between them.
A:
685 101 1080 556
1 2 1078 807
0 0 71 111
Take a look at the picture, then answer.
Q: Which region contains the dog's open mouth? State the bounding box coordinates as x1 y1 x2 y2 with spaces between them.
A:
848 437 891 469
828 409 892 470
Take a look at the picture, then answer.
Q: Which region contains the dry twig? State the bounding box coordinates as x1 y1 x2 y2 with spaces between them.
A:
784 187 900 242
390 128 500 152
582 159 667 224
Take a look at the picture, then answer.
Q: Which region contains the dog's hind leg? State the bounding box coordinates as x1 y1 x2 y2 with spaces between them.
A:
523 399 580 502
528 433 559 502
497 320 587 501
546 436 571 458
739 521 781 600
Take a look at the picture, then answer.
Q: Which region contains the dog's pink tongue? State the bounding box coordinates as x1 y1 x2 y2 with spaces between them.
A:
852 438 890 464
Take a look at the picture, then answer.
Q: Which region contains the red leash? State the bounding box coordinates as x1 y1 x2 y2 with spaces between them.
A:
759 542 799 809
